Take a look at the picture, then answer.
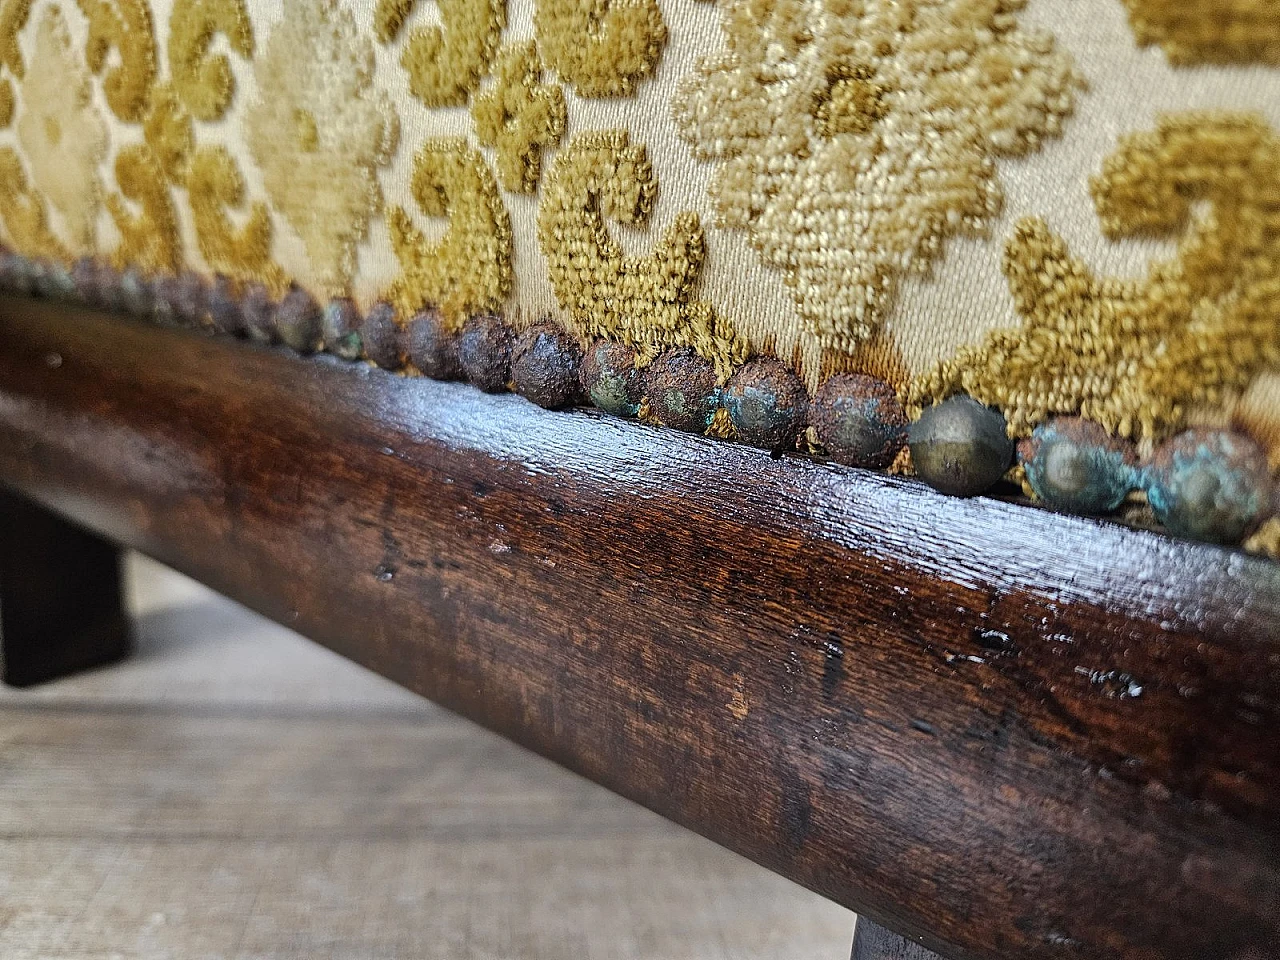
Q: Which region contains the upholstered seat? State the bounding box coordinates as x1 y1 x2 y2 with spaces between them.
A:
0 0 1277 546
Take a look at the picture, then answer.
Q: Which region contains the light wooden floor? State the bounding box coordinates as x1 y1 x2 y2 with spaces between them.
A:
0 554 854 959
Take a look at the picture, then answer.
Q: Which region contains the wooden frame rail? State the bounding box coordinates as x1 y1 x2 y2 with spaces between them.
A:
0 297 1276 960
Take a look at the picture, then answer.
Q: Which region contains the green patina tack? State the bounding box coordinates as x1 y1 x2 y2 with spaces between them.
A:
644 347 721 433
1144 428 1274 545
1020 417 1139 515
276 287 324 354
723 358 809 452
322 297 365 362
580 340 643 418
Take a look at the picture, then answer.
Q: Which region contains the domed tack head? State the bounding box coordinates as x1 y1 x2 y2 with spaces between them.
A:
0 252 34 293
0 250 16 291
206 274 244 335
27 258 51 298
174 270 208 328
18 257 40 295
70 257 101 305
33 259 73 300
406 305 462 380
724 358 809 451
908 394 1014 498
275 286 323 353
321 297 363 361
96 261 125 312
1020 417 1138 515
457 313 513 393
511 323 584 410
241 282 277 343
1144 428 1273 545
811 373 907 469
17 257 40 295
53 263 77 301
580 340 643 418
119 267 154 317
644 347 720 433
361 300 405 370
150 273 182 327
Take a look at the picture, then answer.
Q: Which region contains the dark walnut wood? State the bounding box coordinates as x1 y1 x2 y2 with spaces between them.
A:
853 918 949 960
0 296 1276 960
1 489 129 686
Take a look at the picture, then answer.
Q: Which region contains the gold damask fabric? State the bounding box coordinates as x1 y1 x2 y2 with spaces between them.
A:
1 0 1278 463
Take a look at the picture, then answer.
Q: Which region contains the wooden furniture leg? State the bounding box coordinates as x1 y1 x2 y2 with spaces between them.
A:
852 918 949 960
1 490 130 687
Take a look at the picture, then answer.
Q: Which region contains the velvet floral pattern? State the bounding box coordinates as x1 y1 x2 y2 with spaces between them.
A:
245 0 398 295
673 0 1081 356
17 6 107 252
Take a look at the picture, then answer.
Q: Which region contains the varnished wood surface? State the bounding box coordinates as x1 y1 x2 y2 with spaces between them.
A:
0 555 853 959
1 490 129 686
0 297 1276 960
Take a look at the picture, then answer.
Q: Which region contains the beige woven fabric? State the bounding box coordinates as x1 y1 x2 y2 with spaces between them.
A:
0 0 1276 458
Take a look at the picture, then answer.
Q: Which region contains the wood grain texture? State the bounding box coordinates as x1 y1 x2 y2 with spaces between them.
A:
0 555 853 960
852 918 947 960
1 490 129 686
0 296 1276 960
